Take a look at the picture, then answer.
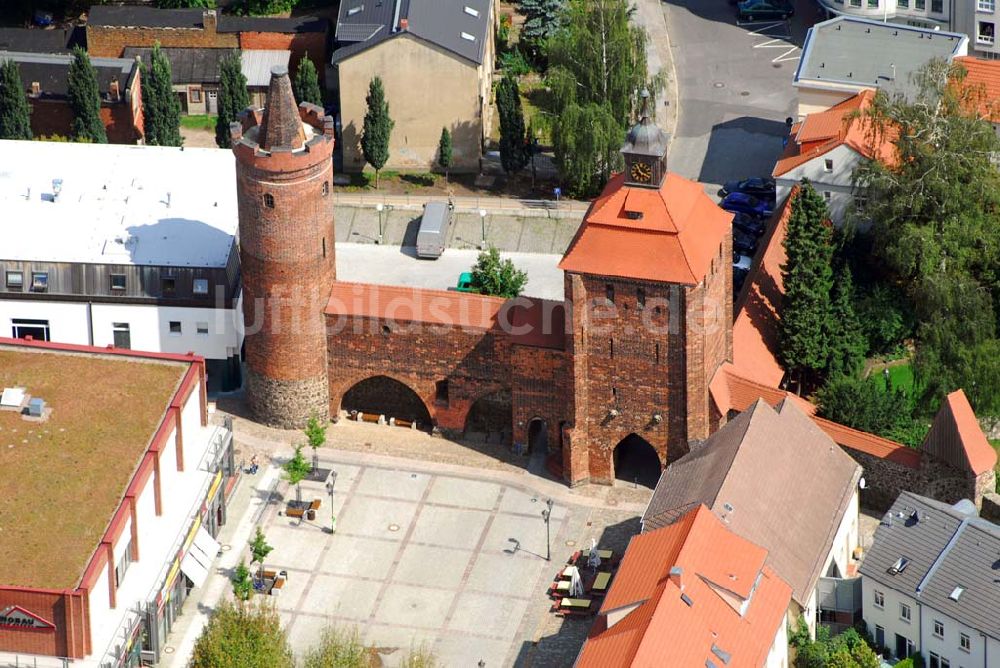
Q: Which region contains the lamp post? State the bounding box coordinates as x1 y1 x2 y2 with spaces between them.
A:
541 498 554 561
375 203 384 245
325 471 338 534
530 131 540 189
478 209 487 249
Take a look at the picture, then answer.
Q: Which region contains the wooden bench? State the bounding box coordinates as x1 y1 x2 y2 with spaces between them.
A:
286 507 305 519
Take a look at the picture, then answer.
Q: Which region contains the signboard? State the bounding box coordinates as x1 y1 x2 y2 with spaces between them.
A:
0 606 55 631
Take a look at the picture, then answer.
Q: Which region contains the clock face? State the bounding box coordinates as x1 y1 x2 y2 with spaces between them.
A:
630 161 653 184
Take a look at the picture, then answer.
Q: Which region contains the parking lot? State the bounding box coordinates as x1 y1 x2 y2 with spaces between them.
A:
662 0 821 190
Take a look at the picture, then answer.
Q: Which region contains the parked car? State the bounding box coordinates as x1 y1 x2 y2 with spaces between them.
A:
721 192 773 218
736 0 794 21
456 272 476 293
733 229 758 256
733 252 753 271
720 177 776 201
734 267 750 291
416 201 452 259
733 212 766 237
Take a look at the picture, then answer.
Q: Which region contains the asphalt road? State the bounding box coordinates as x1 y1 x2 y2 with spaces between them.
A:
661 0 822 192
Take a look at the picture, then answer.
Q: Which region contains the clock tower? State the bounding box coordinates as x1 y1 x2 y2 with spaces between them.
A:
622 90 668 188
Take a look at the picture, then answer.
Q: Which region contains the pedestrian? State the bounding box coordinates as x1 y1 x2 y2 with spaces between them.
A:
249 454 259 475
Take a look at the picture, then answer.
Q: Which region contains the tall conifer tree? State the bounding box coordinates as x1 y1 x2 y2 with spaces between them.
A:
143 43 183 146
67 47 107 143
361 76 393 188
0 59 32 140
216 51 250 149
292 54 322 106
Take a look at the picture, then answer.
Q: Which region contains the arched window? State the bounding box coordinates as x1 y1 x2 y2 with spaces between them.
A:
263 193 275 209
322 181 330 197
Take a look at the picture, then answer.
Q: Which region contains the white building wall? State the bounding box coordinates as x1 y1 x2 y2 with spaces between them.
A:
0 299 240 362
919 606 985 668
775 145 865 226
795 86 859 119
862 577 921 658
765 612 790 668
823 489 860 579
111 517 133 566
85 376 220 667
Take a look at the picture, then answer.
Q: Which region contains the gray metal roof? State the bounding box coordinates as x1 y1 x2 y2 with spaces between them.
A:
122 47 232 85
240 50 291 87
333 0 491 65
0 51 137 101
859 491 1000 639
87 6 205 29
642 399 862 606
795 16 968 100
216 16 328 34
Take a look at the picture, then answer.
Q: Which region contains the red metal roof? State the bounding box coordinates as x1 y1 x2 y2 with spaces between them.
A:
577 505 791 668
559 172 732 285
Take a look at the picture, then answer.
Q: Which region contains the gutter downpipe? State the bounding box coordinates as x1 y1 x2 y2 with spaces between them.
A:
87 301 94 346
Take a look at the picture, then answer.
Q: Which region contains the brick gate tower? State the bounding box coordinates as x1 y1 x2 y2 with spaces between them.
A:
232 66 336 428
559 96 734 484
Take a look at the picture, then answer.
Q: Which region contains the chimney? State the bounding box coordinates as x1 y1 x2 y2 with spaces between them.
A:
399 18 409 31
109 79 121 102
30 81 41 96
202 9 217 34
669 566 683 590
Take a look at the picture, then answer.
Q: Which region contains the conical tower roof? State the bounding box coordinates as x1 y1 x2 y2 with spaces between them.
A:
258 66 306 151
623 90 668 158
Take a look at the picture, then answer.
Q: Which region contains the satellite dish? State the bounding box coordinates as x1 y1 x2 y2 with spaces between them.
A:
859 477 866 489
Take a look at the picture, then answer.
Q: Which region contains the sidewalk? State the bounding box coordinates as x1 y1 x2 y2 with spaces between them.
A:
633 0 680 139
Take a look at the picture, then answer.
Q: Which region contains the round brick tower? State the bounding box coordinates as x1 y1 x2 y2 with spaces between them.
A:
232 66 336 428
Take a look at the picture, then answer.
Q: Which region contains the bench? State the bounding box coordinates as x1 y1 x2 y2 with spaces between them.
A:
286 507 305 519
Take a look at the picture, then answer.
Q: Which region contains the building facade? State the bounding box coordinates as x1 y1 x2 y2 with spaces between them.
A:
860 492 1000 665
0 140 243 392
332 0 496 172
0 338 237 667
0 51 143 143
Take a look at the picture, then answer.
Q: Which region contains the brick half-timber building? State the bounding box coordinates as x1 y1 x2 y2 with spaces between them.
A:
236 78 732 485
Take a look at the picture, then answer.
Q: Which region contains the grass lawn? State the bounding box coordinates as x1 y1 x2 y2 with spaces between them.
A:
180 114 215 131
869 361 917 396
0 351 186 589
340 170 441 192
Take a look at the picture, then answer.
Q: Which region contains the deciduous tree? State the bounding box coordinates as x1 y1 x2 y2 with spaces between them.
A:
282 445 311 504
216 51 249 149
191 600 294 668
142 43 183 146
0 59 32 140
546 0 655 195
67 47 107 143
248 527 273 566
242 0 297 15
293 54 323 106
361 76 393 188
470 245 528 298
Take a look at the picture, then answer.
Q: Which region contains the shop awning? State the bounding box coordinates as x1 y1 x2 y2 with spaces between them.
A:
180 527 220 588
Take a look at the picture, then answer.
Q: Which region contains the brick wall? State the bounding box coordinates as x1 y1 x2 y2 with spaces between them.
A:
239 32 326 74
511 344 572 452
0 588 89 659
566 273 687 485
29 98 142 144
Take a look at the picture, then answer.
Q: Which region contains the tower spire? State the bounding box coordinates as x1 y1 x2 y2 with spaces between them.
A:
258 66 306 151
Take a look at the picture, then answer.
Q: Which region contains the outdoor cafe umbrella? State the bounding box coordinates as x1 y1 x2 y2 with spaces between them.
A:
569 566 585 598
587 538 602 571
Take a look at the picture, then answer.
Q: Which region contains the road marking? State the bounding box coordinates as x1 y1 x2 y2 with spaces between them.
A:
753 38 801 63
745 20 801 64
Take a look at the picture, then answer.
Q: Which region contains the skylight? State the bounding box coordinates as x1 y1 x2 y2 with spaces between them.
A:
889 557 910 575
461 32 476 42
347 4 363 16
464 6 480 17
950 586 964 601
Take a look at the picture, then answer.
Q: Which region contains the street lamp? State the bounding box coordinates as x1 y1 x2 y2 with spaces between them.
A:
375 203 384 245
541 499 554 561
478 209 487 249
325 471 338 534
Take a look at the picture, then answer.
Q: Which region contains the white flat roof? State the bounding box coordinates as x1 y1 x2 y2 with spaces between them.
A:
0 139 238 268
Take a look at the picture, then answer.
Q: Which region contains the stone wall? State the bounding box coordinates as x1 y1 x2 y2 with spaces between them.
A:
246 368 329 429
844 446 989 512
980 492 1000 522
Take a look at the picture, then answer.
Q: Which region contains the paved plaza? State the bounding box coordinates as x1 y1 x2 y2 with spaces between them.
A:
264 460 577 667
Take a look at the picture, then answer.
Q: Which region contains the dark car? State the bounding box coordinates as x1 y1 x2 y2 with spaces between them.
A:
733 212 766 237
737 0 794 21
732 228 758 256
720 177 776 200
734 267 750 292
721 192 773 218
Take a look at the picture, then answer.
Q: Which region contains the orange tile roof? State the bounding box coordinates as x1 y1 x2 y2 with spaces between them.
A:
953 57 1000 122
559 172 732 285
709 365 921 469
577 505 792 668
324 282 568 349
731 188 796 388
773 91 896 177
922 389 997 475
